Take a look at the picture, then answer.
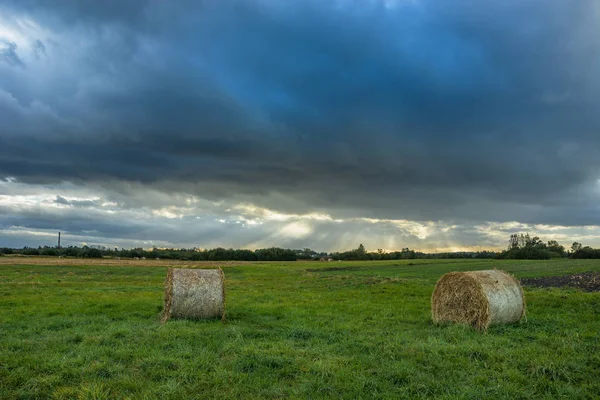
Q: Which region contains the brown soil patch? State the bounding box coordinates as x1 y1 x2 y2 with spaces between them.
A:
520 272 600 292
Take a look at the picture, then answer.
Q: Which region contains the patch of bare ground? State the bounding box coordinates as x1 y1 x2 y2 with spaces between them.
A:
520 272 600 292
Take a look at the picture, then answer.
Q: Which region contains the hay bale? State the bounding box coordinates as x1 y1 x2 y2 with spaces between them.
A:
431 269 525 331
162 268 225 322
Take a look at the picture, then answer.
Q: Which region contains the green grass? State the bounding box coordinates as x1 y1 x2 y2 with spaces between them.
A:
1 259 599 399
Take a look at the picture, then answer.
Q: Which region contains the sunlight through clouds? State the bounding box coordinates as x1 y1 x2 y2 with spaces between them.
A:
1 0 600 251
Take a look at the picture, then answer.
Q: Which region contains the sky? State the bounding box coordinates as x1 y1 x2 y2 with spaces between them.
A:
1 0 600 252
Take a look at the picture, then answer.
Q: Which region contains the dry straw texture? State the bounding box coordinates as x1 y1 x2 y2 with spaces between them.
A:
431 269 525 331
162 268 225 322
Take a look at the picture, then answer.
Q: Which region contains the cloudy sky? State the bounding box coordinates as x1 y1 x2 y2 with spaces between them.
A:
1 0 600 252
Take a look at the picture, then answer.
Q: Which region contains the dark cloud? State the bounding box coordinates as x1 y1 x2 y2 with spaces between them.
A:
2 0 154 27
54 195 101 208
1 0 599 245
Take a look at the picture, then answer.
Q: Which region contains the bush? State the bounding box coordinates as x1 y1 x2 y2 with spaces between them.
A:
571 247 600 259
78 247 103 258
496 248 550 260
21 248 40 256
40 248 59 256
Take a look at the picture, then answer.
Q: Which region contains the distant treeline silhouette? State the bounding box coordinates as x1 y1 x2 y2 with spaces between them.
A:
1 234 596 260
0 243 495 261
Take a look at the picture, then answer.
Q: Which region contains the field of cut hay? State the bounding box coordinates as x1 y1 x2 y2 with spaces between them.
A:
1 258 599 399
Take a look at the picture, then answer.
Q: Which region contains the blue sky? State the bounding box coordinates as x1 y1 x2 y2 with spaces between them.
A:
1 0 600 251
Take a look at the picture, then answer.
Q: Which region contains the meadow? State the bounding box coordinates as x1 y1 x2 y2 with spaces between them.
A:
1 258 599 399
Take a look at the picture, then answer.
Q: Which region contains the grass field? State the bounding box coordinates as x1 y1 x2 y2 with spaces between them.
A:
1 258 599 399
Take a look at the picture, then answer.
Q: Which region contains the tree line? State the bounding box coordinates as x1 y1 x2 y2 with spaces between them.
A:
0 243 494 261
0 246 299 261
1 234 598 261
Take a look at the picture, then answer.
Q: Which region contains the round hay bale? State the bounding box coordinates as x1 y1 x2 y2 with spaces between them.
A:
431 269 525 331
162 268 225 322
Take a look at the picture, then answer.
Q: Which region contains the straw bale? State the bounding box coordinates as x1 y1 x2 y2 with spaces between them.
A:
162 268 225 322
431 269 525 331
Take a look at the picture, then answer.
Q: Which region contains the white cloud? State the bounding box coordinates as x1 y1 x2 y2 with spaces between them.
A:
280 221 312 238
4 179 600 251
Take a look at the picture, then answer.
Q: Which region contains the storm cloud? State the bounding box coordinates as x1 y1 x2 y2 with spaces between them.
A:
1 0 600 250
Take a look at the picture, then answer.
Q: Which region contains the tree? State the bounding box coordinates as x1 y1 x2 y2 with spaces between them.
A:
399 248 416 259
508 234 519 250
357 244 366 255
547 240 565 257
527 236 544 248
497 233 550 260
571 246 600 259
571 242 582 253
